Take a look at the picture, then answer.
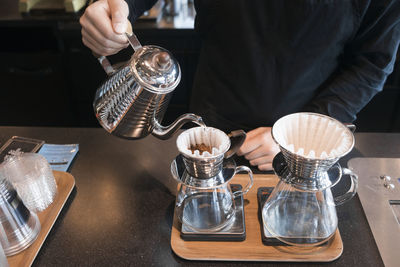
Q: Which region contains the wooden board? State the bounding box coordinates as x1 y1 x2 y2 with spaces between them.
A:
7 171 76 267
171 174 343 262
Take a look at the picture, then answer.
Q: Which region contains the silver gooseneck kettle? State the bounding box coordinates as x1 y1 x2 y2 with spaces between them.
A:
93 24 204 140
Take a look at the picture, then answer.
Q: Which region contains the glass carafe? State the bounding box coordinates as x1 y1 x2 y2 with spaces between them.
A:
172 156 253 233
262 152 358 246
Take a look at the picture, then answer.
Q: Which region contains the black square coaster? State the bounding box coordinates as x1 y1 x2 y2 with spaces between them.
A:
257 187 289 246
180 184 246 241
258 187 329 247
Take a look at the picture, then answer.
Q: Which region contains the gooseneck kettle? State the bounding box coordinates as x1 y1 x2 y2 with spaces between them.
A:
93 24 203 140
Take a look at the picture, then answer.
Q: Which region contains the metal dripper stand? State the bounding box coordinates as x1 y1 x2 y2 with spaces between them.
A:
171 127 253 241
262 113 358 247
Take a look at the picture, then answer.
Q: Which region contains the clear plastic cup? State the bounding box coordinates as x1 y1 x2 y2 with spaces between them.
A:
0 242 9 267
2 152 57 212
0 177 40 256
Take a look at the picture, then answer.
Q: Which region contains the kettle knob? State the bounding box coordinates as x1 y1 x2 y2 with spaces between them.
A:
155 52 171 69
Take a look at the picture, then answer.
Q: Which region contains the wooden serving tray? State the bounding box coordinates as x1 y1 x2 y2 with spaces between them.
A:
7 171 76 267
171 174 343 262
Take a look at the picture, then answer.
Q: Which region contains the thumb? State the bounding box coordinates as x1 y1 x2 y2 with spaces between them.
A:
108 0 129 34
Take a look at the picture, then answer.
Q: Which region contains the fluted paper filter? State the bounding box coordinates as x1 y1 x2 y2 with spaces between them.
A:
272 113 353 159
177 127 230 158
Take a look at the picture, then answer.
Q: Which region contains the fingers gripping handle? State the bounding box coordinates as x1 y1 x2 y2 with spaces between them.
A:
334 167 358 206
232 166 254 198
94 21 141 76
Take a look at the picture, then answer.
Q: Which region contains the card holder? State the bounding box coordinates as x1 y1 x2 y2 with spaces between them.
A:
0 136 44 162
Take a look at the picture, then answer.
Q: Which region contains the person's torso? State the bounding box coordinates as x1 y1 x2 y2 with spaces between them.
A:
191 0 361 131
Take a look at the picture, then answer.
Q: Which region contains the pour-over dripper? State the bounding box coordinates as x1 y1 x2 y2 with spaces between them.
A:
262 112 358 246
176 127 246 178
271 112 354 179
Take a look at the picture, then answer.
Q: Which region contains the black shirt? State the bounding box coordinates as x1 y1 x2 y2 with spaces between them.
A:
128 0 400 131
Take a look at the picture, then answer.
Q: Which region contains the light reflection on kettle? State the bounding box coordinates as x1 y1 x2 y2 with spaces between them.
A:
93 28 204 140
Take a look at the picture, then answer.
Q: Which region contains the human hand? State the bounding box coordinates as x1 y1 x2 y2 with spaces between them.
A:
237 127 280 171
80 0 130 56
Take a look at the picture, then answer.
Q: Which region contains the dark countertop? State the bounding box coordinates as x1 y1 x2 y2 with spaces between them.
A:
0 127 395 266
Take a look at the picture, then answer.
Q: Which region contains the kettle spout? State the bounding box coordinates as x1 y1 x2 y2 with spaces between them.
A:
152 113 205 140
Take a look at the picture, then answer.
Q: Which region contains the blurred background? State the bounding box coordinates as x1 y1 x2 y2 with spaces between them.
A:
0 0 399 132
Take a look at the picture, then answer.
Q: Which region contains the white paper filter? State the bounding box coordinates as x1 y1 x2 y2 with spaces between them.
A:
177 127 230 158
273 113 353 159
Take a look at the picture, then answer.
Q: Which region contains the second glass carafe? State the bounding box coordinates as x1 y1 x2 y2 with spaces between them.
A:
262 153 358 246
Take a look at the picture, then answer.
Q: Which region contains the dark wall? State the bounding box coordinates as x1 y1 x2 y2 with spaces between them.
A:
354 54 400 132
0 22 399 132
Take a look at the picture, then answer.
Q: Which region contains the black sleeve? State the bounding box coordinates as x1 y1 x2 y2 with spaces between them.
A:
124 0 158 22
303 0 400 122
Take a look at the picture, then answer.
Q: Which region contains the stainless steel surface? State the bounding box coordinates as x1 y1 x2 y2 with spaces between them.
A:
125 21 142 51
131 46 180 92
273 152 342 191
348 158 400 267
273 152 358 203
171 155 236 188
272 113 355 180
176 128 245 179
96 55 115 76
93 44 203 140
177 127 230 179
380 175 396 189
171 155 253 193
126 32 142 52
343 123 356 133
181 152 225 179
225 130 246 159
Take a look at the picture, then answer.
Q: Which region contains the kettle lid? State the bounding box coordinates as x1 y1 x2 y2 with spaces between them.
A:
131 45 181 93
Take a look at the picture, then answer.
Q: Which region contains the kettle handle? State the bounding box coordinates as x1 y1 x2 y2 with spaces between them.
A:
232 165 254 198
333 167 358 206
93 21 141 76
94 53 115 76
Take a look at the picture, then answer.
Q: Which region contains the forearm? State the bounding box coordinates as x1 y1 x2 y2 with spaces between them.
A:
303 51 398 122
304 0 400 122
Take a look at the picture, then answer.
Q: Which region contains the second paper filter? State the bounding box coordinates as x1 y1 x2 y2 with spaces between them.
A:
272 113 353 159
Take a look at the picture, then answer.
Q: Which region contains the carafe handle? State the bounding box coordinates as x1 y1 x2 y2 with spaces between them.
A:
334 167 358 206
232 166 254 198
225 130 246 159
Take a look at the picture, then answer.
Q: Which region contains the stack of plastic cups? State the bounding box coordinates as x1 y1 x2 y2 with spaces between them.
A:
2 153 57 212
0 175 41 256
